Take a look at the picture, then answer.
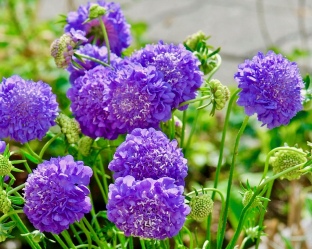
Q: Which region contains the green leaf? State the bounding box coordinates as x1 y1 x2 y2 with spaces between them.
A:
207 47 221 58
71 60 84 69
305 74 310 90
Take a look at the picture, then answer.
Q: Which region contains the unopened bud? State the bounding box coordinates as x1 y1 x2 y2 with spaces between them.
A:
189 194 214 221
56 114 81 144
78 136 94 157
184 30 207 51
0 155 12 176
89 4 106 20
0 190 11 214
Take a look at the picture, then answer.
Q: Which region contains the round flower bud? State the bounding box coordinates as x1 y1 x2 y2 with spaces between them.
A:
51 29 87 69
209 79 230 110
270 148 307 180
78 136 94 157
88 4 106 19
242 190 261 208
56 113 81 144
189 194 214 221
184 30 206 51
0 190 11 214
0 155 12 176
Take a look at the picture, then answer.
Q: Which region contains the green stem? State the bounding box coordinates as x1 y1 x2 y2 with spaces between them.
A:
255 181 273 249
93 162 108 204
207 54 222 82
61 230 77 249
24 143 42 163
140 239 146 249
183 226 193 249
98 153 109 195
11 213 41 249
181 110 187 148
75 245 98 249
170 113 175 140
0 209 24 223
39 133 62 159
99 17 110 65
178 95 211 110
70 224 84 245
7 183 25 195
240 236 250 249
207 88 241 243
82 217 107 248
129 236 134 249
75 53 113 69
53 234 69 249
89 191 103 239
219 115 249 249
77 221 92 249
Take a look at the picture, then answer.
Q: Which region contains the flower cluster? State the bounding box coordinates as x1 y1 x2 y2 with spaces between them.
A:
234 51 304 129
23 156 93 234
107 128 189 239
65 1 131 56
0 76 59 144
108 128 187 186
107 176 190 239
130 40 203 110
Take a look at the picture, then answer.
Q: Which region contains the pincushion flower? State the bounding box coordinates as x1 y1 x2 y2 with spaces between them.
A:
51 29 87 69
108 128 188 186
108 63 174 132
0 75 59 144
234 51 304 129
130 40 203 110
107 176 190 239
67 65 122 140
67 44 126 84
65 1 132 56
23 155 93 234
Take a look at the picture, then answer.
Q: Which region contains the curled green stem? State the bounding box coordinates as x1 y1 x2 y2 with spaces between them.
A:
39 133 62 159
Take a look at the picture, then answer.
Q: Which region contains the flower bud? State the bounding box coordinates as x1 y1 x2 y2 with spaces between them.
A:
56 114 81 144
270 148 307 180
0 155 12 176
78 136 94 157
242 190 261 208
189 194 214 221
209 79 230 114
51 29 87 69
0 190 11 214
184 30 207 51
89 4 106 20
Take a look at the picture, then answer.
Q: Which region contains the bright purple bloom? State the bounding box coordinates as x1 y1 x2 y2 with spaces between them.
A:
108 128 188 186
130 41 203 110
234 51 304 129
0 76 59 144
107 176 190 239
0 141 6 153
67 65 123 140
67 44 126 84
108 63 174 132
65 1 132 56
23 155 93 234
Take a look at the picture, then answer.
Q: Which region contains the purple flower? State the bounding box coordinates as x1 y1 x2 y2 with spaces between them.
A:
235 51 304 129
65 1 132 56
67 44 126 84
23 155 93 234
108 128 188 186
0 141 6 153
67 65 123 140
130 41 203 110
0 76 59 144
108 63 174 132
107 176 190 239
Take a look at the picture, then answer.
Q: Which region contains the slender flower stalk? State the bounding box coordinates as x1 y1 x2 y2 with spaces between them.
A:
99 17 110 64
74 52 112 68
206 88 241 243
219 115 249 249
39 133 62 159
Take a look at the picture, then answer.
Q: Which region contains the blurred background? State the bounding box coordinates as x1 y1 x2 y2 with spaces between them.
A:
1 0 312 249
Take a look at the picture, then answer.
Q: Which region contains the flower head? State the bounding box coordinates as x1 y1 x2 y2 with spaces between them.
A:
234 51 304 129
108 63 174 132
108 128 188 186
66 44 126 84
65 1 132 56
0 76 59 144
51 29 87 69
130 41 203 110
107 176 190 239
23 155 93 234
270 148 307 180
67 65 122 140
189 194 214 221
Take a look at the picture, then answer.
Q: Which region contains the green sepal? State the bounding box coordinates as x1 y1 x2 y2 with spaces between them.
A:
23 151 39 164
11 167 24 173
9 196 25 205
